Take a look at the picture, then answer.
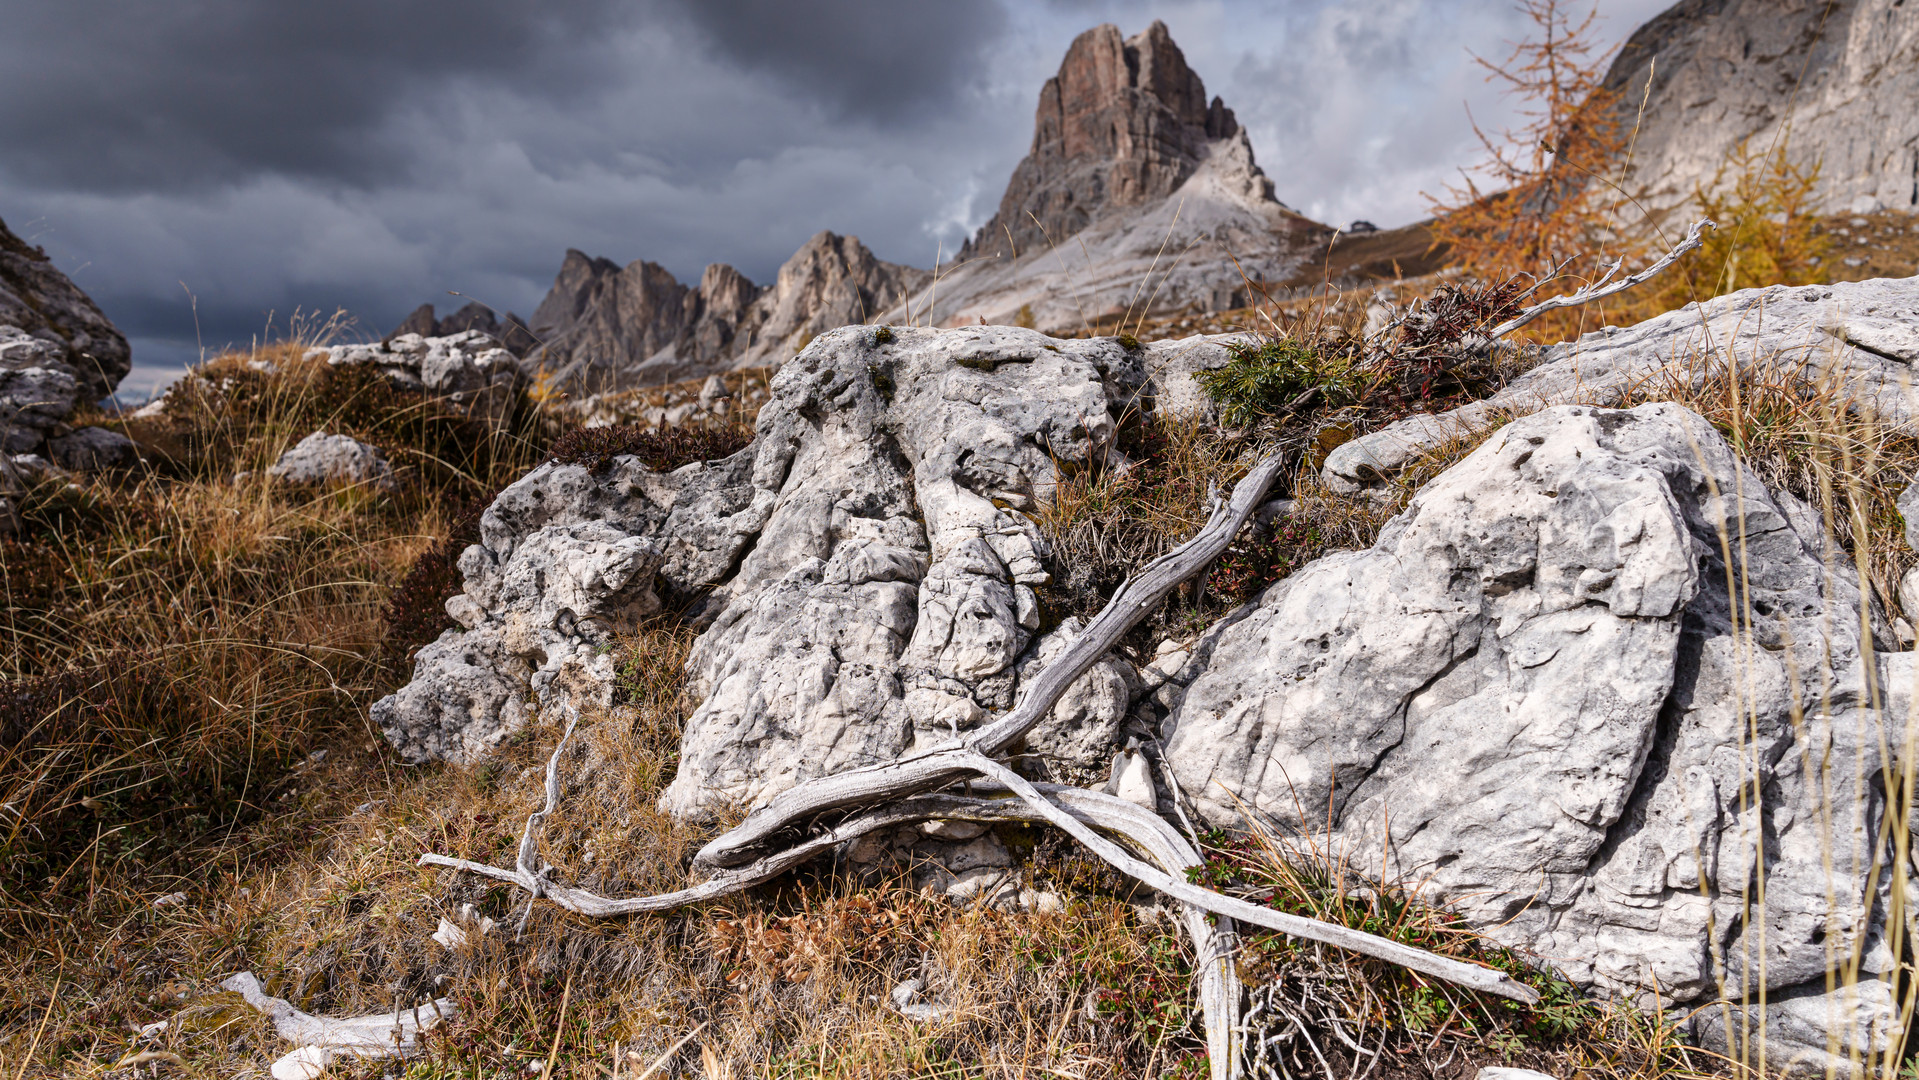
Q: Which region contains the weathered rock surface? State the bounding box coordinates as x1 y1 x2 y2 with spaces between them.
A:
268 432 396 491
1166 402 1908 1071
1604 0 1919 215
47 426 137 471
527 232 929 393
318 330 525 428
0 325 79 454
0 215 129 404
1325 275 1919 491
377 313 1906 1066
374 326 1167 804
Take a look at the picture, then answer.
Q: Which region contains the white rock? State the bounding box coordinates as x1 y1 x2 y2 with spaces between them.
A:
1169 402 1908 1065
1474 1069 1556 1080
325 330 524 427
889 978 924 1009
1325 277 1919 492
268 432 395 492
431 918 468 950
1103 749 1157 809
271 1046 334 1080
920 819 987 841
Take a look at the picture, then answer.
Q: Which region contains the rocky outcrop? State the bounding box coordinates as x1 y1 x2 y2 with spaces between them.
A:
0 216 136 513
318 329 526 429
0 215 129 404
1603 0 1919 214
387 302 536 356
373 326 1171 790
268 432 395 491
1163 402 1906 1073
376 314 1904 1066
1324 275 1919 491
526 233 928 394
880 23 1322 332
961 21 1257 263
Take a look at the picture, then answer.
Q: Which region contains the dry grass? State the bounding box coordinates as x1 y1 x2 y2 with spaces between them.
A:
0 338 1235 1079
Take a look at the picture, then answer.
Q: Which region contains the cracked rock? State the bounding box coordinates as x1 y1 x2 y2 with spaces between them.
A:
1166 402 1909 1069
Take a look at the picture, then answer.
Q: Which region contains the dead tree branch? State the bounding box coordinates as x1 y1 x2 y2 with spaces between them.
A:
692 446 1292 871
1485 219 1715 341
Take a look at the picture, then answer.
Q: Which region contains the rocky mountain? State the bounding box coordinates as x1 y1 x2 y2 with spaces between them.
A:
526 231 927 394
519 21 1330 395
387 301 537 356
1603 0 1919 215
882 21 1325 333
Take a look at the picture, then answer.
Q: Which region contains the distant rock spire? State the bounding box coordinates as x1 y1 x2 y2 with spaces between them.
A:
960 20 1248 263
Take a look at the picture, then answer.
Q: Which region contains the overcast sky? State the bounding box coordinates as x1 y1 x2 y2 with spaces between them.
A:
0 0 1672 399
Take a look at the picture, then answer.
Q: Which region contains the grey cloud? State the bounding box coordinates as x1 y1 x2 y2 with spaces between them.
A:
1 0 1681 402
668 0 1010 123
0 0 635 192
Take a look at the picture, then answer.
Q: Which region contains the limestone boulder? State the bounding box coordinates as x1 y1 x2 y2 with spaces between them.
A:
372 325 1153 812
1165 402 1909 1071
373 444 762 763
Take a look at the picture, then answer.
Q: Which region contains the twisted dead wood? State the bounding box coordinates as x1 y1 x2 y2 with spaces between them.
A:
426 784 1246 1075
691 446 1292 871
1486 219 1715 341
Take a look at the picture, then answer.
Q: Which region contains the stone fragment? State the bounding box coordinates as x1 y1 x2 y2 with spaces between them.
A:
268 432 395 491
271 1046 334 1080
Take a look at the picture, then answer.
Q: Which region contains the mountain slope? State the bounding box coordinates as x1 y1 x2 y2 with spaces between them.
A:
889 21 1327 332
1603 0 1919 216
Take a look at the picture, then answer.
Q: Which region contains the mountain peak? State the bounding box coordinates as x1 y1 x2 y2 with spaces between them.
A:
961 21 1254 263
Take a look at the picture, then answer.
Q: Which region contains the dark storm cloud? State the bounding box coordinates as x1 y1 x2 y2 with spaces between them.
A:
669 0 1010 122
0 0 647 193
0 0 1679 402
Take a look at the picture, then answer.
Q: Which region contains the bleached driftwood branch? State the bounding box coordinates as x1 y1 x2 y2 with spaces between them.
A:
1485 219 1715 341
220 972 456 1058
691 447 1292 871
428 785 1249 1069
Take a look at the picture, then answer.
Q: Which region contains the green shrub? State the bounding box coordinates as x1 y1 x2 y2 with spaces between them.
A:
1196 338 1363 427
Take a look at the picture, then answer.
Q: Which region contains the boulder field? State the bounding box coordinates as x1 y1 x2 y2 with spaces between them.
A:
376 281 1919 1072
